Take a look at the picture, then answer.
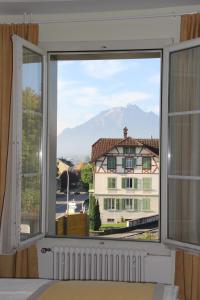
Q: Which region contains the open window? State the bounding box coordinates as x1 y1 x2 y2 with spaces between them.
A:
11 35 47 249
163 37 200 251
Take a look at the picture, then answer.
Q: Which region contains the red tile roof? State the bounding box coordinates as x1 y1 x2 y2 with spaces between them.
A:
91 137 159 162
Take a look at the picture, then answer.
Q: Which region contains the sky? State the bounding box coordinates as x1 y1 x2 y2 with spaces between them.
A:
57 58 161 135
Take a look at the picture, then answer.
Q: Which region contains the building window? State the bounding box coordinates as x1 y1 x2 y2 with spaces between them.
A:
104 198 115 210
107 156 116 169
122 177 133 188
107 177 116 189
142 157 151 170
107 219 115 223
124 198 133 210
123 147 135 154
122 157 137 169
142 198 151 211
143 178 152 190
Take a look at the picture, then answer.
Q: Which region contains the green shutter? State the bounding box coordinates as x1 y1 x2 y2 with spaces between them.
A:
132 157 137 168
121 199 125 210
122 158 125 168
116 199 120 210
143 178 152 190
133 178 138 189
122 178 125 188
107 156 116 169
143 198 150 210
104 199 108 210
142 157 151 169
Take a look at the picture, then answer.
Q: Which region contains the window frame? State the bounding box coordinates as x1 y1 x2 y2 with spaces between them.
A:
162 37 200 252
46 46 163 247
11 35 47 249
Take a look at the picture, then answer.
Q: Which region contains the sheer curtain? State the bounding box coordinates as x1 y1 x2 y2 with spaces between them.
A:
174 13 200 300
0 24 39 277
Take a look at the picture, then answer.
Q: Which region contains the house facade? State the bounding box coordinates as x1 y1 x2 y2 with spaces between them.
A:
91 128 159 224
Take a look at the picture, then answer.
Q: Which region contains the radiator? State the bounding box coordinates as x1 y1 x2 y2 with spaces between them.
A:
52 246 146 282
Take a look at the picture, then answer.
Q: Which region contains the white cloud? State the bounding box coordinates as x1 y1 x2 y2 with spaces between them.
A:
81 60 129 79
149 74 160 85
58 80 151 109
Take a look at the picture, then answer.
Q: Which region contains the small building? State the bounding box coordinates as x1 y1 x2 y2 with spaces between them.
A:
91 128 159 224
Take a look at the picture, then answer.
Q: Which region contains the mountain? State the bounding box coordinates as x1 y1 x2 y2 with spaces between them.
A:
57 104 159 159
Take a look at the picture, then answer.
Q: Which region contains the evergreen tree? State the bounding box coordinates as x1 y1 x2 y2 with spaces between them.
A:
89 195 101 231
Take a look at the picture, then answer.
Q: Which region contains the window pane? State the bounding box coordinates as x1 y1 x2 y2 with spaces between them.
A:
169 46 200 113
169 114 200 176
168 178 200 245
21 47 43 241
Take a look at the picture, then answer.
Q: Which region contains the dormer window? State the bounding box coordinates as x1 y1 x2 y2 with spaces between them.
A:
123 147 135 154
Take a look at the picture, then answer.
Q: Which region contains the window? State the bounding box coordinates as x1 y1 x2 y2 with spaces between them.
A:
124 198 133 210
10 35 46 249
142 157 151 170
143 178 152 190
49 49 161 242
107 156 116 169
122 177 133 188
122 157 137 169
123 147 135 154
165 38 200 250
104 198 115 210
107 177 116 189
142 198 151 211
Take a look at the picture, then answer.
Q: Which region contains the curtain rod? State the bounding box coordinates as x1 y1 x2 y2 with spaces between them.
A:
20 10 200 24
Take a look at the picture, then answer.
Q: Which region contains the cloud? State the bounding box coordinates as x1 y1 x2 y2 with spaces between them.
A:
81 60 129 79
58 79 151 109
149 74 160 85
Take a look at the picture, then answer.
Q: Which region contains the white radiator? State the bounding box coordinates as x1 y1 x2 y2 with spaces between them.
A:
52 246 146 282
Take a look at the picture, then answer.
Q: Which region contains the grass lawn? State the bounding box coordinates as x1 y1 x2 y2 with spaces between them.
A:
100 222 126 229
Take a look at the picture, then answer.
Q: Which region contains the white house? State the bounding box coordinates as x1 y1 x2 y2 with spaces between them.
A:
91 128 159 224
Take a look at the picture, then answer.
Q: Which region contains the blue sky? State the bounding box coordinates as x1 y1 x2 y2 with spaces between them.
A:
57 58 160 135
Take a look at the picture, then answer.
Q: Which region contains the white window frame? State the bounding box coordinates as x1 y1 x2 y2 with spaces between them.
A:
44 38 173 255
162 37 200 252
11 35 47 249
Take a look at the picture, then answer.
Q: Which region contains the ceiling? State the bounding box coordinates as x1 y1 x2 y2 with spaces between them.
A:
0 0 200 15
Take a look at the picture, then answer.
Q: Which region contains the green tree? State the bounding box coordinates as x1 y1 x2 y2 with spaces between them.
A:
81 163 93 189
89 195 101 231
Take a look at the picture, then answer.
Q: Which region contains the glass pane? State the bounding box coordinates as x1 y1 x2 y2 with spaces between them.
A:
21 47 43 241
169 45 200 113
169 114 200 176
168 178 200 245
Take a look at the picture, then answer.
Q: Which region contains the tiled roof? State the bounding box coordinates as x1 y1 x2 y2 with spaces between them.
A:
91 137 159 162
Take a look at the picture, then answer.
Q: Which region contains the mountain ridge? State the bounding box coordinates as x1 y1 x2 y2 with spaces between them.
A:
57 104 159 159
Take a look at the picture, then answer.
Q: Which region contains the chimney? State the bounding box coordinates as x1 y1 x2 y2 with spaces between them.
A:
123 127 128 138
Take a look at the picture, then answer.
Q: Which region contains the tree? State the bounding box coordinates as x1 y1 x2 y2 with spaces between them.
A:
89 195 101 231
81 163 93 189
60 170 79 192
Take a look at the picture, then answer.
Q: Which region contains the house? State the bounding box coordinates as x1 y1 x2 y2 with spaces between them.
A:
91 128 159 225
0 1 200 299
